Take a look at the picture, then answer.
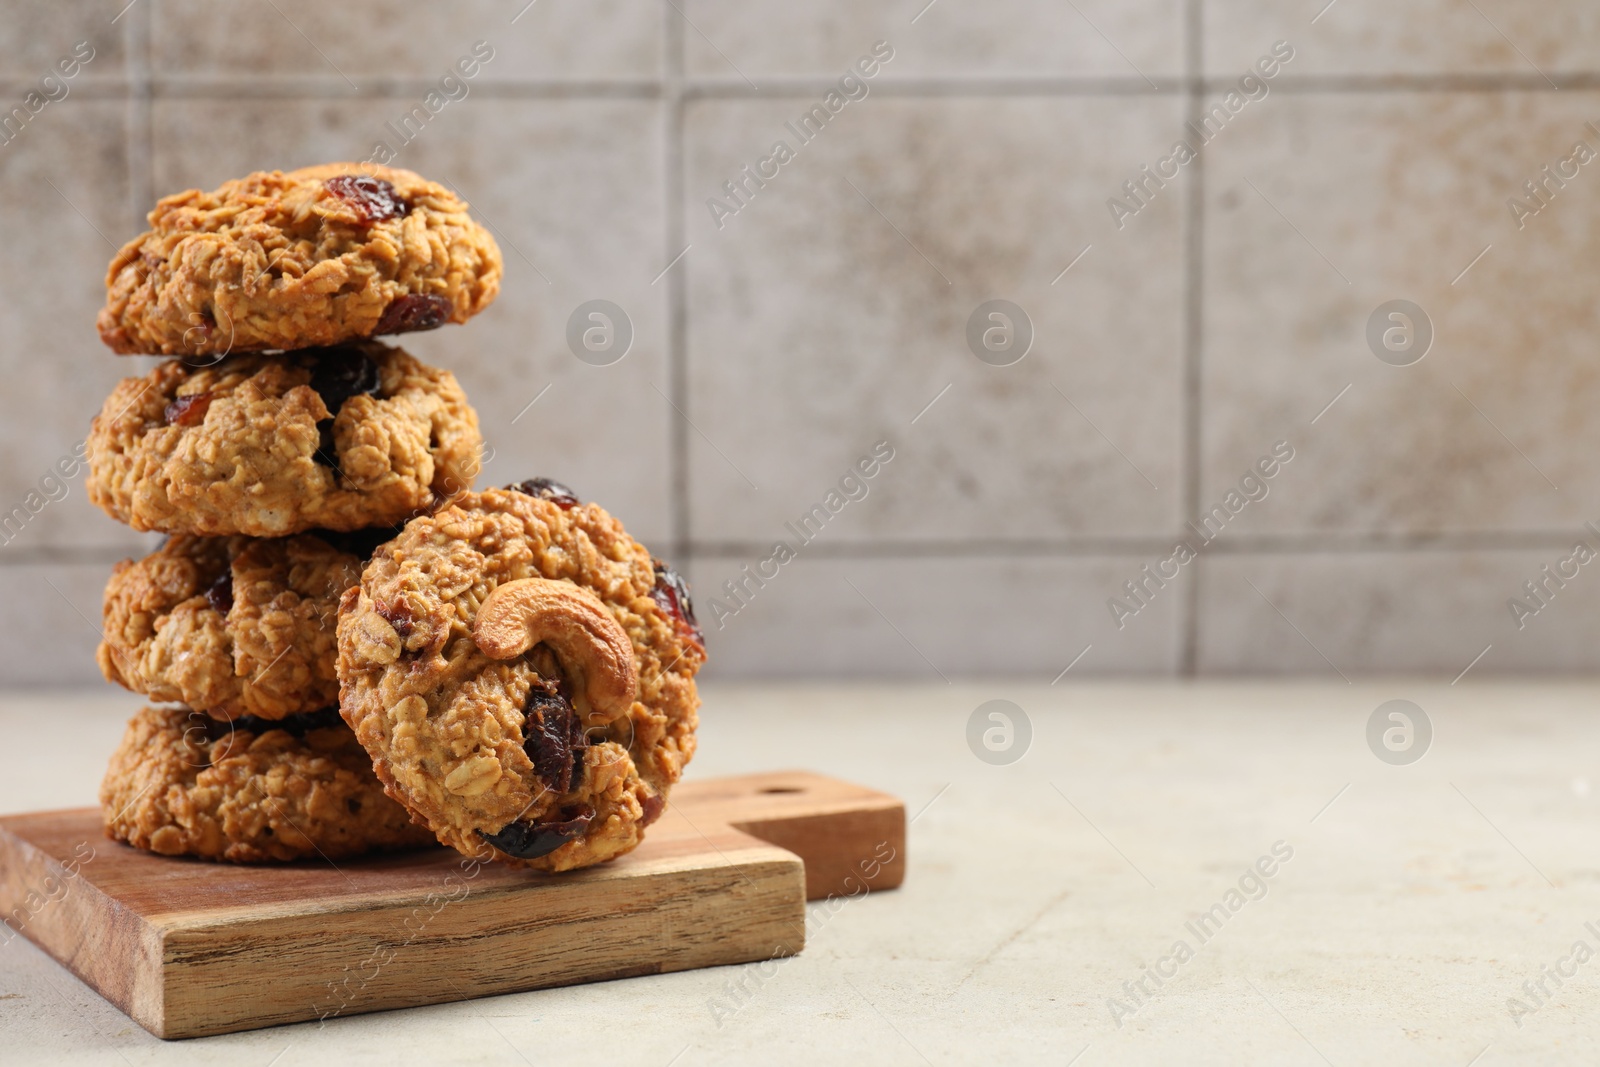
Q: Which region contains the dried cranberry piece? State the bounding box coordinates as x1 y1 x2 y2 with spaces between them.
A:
375 597 416 642
324 175 410 225
163 392 213 427
571 744 588 791
195 707 342 742
206 570 233 614
373 293 451 336
639 791 665 828
306 347 381 469
506 478 580 510
478 804 595 860
652 560 702 647
307 347 382 416
523 687 586 794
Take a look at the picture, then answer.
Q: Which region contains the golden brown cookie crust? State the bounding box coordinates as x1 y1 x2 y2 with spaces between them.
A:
335 487 704 872
100 706 435 863
98 163 502 356
86 341 482 536
99 533 377 720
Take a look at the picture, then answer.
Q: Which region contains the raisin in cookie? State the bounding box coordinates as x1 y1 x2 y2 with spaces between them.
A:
336 481 705 872
98 163 502 357
87 341 481 537
99 530 394 720
101 706 435 863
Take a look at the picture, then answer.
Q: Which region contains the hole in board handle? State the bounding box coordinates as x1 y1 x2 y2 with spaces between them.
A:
759 787 803 794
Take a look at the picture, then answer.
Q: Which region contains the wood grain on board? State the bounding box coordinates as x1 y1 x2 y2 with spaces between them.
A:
0 770 905 1039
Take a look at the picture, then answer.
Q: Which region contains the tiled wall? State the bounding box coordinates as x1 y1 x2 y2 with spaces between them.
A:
4 0 1600 685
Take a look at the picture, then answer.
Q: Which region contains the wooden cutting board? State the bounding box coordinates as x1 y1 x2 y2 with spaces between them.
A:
0 770 905 1039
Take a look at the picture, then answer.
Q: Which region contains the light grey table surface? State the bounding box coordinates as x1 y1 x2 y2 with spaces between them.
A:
3 680 1599 1065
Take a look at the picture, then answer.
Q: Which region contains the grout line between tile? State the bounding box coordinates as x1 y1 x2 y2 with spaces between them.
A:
0 527 1594 569
139 78 665 100
663 0 690 565
53 72 1600 102
679 529 1600 561
0 79 135 99
1177 0 1204 677
1208 72 1600 93
683 76 1184 97
0 547 148 568
682 72 1600 96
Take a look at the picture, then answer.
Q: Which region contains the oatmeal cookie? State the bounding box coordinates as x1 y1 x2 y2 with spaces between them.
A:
101 706 435 863
336 481 705 872
87 341 482 536
99 530 393 720
98 163 502 356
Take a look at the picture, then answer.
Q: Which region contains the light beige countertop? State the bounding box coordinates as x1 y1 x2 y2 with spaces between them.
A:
4 681 1600 1065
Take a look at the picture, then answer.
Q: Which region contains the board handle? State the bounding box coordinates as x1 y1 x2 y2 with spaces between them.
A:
675 771 906 901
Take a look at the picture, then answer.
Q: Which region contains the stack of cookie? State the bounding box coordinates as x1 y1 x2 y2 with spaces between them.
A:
84 164 705 872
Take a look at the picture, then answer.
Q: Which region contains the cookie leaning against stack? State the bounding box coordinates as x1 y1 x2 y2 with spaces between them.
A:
336 480 706 872
86 163 499 862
